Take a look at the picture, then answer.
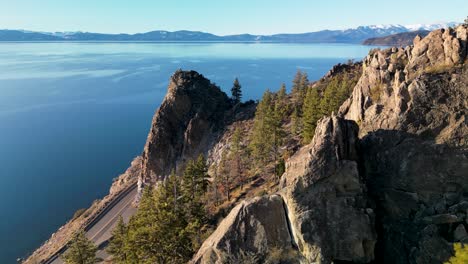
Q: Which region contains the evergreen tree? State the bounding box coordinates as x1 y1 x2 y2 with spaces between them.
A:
181 155 208 221
249 89 275 166
249 89 285 179
218 150 232 201
290 107 302 136
302 87 322 144
107 216 129 263
319 77 339 116
62 230 100 264
231 78 242 104
126 186 162 264
291 70 309 111
230 127 245 190
275 83 288 121
291 70 303 98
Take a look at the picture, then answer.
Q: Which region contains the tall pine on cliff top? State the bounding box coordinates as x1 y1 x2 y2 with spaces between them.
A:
62 230 100 264
231 78 242 104
302 87 321 144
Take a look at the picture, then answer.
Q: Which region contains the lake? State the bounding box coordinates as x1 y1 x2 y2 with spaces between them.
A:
0 42 378 263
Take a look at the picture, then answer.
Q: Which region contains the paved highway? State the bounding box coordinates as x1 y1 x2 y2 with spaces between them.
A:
48 185 138 264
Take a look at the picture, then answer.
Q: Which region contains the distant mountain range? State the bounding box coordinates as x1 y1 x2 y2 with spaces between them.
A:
0 22 458 43
363 30 430 46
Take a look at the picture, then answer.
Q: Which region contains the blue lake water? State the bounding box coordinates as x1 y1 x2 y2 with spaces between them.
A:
0 42 379 263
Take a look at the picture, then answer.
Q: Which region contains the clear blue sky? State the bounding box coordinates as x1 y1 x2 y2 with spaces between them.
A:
0 0 466 34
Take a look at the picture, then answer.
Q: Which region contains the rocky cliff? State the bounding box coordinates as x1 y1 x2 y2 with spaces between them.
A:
339 25 468 263
193 25 468 264
139 70 231 194
193 116 377 263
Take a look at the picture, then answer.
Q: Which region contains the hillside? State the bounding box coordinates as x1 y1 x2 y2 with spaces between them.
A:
24 25 468 264
1 23 457 43
363 30 430 46
193 25 468 263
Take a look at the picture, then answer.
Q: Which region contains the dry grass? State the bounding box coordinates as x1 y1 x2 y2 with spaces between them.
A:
424 63 453 74
370 82 383 102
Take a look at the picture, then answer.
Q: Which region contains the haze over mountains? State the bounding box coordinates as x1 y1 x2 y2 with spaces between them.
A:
0 22 458 43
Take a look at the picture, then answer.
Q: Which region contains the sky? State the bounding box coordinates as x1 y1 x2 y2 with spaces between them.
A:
0 0 466 35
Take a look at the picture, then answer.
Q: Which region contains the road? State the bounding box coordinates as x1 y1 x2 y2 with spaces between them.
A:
48 185 138 264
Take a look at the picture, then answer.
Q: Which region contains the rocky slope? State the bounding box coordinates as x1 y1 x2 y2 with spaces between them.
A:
339 25 468 263
193 116 377 264
193 25 468 263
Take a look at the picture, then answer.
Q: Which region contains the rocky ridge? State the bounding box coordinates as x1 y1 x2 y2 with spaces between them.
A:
193 25 468 263
139 70 231 195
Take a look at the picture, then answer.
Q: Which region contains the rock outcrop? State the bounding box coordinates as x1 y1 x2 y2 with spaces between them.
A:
192 195 294 263
339 25 468 263
194 25 468 264
340 25 467 143
193 116 377 263
280 116 376 263
139 70 230 193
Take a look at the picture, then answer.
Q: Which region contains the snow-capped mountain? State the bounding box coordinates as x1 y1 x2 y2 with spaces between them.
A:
0 22 460 43
404 22 458 31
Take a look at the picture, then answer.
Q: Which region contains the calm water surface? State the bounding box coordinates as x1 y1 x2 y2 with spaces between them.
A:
0 42 378 263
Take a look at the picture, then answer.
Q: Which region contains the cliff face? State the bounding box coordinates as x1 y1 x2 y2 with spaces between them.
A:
139 70 230 193
339 25 468 263
193 25 468 264
193 116 377 263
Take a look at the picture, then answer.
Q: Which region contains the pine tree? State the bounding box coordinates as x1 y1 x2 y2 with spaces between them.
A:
156 173 192 263
249 89 286 179
302 87 322 144
231 78 242 104
218 150 232 201
271 94 286 180
62 230 100 264
181 155 208 220
230 127 245 190
291 70 303 98
275 83 288 121
107 216 128 263
291 70 309 111
249 89 275 167
290 106 302 136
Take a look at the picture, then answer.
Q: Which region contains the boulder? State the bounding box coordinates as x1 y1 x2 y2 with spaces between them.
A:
191 195 294 264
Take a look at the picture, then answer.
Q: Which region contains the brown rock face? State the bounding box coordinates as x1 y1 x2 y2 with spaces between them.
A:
193 116 377 263
193 25 468 264
339 25 468 264
280 116 376 263
192 195 294 263
139 70 230 193
340 25 467 143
